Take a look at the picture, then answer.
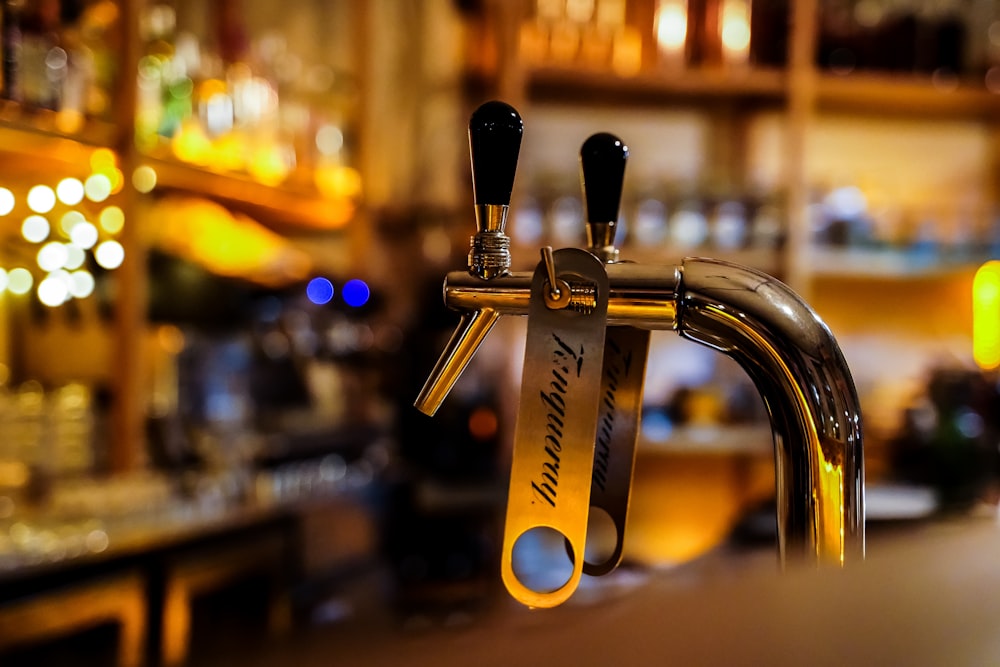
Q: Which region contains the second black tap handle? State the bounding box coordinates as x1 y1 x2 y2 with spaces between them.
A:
469 100 524 207
580 132 628 258
581 132 628 225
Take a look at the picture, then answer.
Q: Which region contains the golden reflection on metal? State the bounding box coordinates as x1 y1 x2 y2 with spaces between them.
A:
502 249 609 609
414 308 501 416
417 255 865 605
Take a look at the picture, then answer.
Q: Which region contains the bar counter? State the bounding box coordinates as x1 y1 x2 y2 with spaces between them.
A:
205 516 1000 667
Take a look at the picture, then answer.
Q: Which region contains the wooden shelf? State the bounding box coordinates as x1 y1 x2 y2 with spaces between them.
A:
526 65 787 106
0 118 120 181
808 246 984 280
145 157 358 234
0 102 120 147
816 72 1000 119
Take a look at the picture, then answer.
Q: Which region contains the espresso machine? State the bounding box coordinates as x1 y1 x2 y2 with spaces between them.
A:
414 101 864 609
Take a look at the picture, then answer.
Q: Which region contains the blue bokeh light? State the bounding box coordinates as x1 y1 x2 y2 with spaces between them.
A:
342 279 370 308
306 277 334 305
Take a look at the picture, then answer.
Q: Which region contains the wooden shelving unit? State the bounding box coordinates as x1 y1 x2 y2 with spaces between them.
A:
526 64 787 104
472 0 1000 292
145 157 358 234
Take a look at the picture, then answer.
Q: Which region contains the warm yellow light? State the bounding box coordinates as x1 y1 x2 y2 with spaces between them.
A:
314 164 362 200
720 0 751 56
197 77 228 99
656 1 687 51
99 205 125 234
157 324 185 354
21 215 50 243
0 268 7 293
248 143 294 186
84 174 112 202
38 242 69 272
611 25 643 76
107 168 125 194
211 132 247 172
55 109 84 134
95 240 125 269
0 188 15 216
172 119 213 166
7 268 33 295
60 210 85 236
974 260 1000 370
132 165 157 193
27 185 56 213
149 197 311 285
56 178 85 205
90 148 117 172
70 221 99 249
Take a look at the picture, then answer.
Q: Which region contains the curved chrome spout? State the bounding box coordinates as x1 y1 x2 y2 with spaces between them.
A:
677 258 864 564
416 256 865 567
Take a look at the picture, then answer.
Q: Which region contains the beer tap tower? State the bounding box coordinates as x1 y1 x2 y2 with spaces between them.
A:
415 101 864 609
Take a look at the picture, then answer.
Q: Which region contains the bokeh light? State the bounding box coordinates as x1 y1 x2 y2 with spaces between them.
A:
7 268 33 295
27 185 56 213
38 242 69 272
342 278 370 308
70 221 99 249
90 148 117 172
99 205 125 234
132 165 157 193
38 273 70 307
21 215 50 243
60 210 85 236
95 240 125 269
69 270 95 298
64 245 86 270
84 174 112 202
0 188 15 216
56 178 85 205
306 277 334 305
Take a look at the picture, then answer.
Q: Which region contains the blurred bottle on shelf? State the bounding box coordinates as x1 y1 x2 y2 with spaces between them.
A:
817 0 970 80
0 0 119 126
2 0 25 102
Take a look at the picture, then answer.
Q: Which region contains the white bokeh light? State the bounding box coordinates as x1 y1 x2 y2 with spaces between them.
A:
84 174 112 202
38 273 70 307
95 240 124 269
60 210 85 236
37 242 69 272
7 268 33 295
69 270 95 298
56 178 85 205
70 221 99 249
64 245 86 270
0 188 15 216
27 185 56 213
21 215 50 243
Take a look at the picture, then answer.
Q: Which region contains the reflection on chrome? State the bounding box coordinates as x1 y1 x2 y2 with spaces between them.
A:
414 100 864 607
417 258 865 570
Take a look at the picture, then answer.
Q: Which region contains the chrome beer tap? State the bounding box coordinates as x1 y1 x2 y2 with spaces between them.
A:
415 101 865 609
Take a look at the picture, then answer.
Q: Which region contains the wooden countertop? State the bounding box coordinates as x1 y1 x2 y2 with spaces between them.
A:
230 517 1000 667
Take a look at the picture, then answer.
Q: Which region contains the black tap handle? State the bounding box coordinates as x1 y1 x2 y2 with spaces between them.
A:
469 100 523 206
580 132 628 224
